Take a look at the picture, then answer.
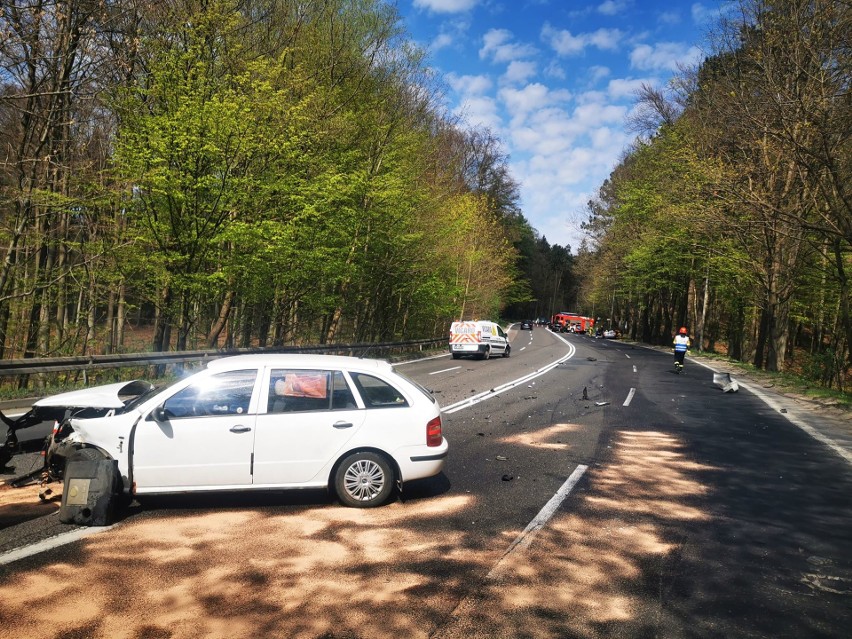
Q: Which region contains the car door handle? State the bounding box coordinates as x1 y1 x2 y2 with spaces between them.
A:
230 425 252 433
333 421 354 429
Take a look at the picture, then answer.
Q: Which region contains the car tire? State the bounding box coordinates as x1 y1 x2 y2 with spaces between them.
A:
502 345 511 357
452 353 460 359
335 452 395 508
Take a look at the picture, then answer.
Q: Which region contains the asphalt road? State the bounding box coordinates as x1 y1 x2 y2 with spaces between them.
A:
0 328 850 638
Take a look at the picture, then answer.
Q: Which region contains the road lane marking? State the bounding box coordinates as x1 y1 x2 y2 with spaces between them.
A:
625 354 630 359
442 340 576 414
736 381 852 466
637 347 852 468
429 366 462 375
0 525 114 566
623 388 636 406
487 464 589 580
633 365 637 373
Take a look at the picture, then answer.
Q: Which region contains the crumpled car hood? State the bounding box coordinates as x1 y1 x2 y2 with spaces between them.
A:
33 380 154 410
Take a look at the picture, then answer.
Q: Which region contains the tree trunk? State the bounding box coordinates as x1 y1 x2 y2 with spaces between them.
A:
207 290 235 348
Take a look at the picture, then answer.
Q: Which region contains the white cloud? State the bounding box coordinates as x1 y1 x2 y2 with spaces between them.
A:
691 3 716 24
430 33 454 52
480 28 539 63
502 60 538 85
607 77 652 99
413 0 478 13
446 72 493 95
658 11 681 26
630 42 702 71
500 83 553 120
499 83 572 126
598 1 629 16
542 23 624 56
588 65 611 85
454 95 502 132
544 60 567 80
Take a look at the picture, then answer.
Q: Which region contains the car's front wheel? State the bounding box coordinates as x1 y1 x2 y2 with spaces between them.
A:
334 452 394 508
502 345 511 358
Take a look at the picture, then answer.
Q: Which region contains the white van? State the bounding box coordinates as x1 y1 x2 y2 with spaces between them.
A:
448 321 510 360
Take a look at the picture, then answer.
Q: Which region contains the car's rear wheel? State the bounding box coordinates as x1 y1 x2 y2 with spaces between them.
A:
335 452 394 508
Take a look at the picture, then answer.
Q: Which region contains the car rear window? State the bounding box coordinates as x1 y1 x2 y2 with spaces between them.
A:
392 370 437 404
349 373 409 408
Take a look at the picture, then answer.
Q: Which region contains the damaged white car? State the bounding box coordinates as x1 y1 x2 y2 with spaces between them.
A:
20 354 448 511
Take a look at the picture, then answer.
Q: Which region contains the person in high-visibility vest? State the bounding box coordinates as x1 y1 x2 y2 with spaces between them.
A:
673 327 691 371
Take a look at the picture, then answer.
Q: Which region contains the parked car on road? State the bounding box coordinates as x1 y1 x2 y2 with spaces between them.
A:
47 354 448 511
603 329 617 339
519 319 534 330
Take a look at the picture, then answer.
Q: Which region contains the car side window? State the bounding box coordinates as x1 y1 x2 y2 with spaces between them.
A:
349 373 408 408
267 369 357 412
163 370 257 419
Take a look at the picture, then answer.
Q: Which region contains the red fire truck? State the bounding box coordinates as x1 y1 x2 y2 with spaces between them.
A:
551 312 595 332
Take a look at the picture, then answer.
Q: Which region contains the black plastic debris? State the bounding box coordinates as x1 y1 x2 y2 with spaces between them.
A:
59 457 120 526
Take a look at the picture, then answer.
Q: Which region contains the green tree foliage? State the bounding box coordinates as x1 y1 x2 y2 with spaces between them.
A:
583 0 850 389
2 0 564 381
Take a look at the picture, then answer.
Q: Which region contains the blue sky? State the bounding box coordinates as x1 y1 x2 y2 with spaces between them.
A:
400 0 723 251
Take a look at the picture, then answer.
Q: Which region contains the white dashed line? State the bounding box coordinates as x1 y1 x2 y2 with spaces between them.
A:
623 388 636 406
633 365 637 373
429 366 462 375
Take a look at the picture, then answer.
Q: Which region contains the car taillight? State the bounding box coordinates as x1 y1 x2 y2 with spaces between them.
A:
426 416 443 447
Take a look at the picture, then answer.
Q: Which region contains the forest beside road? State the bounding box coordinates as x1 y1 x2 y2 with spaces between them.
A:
1 327 850 638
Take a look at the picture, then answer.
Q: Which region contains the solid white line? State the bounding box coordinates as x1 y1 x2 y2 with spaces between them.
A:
671 354 852 468
487 464 589 580
737 381 852 466
623 388 636 407
429 366 461 375
442 341 576 414
0 525 114 566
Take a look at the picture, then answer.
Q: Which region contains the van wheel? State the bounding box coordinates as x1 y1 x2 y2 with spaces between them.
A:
451 353 460 359
502 345 511 358
479 347 490 360
335 452 394 508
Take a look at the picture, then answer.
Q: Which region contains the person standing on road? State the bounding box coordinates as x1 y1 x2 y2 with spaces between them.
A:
673 327 691 371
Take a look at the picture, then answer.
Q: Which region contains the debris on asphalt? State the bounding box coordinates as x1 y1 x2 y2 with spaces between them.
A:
595 401 609 406
712 372 740 393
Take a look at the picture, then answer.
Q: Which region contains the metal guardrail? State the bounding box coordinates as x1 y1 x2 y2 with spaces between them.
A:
0 338 447 377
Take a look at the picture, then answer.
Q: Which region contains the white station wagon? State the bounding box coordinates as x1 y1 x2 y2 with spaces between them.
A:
48 354 448 508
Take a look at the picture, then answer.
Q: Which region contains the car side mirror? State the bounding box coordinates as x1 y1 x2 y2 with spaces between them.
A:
151 405 168 422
